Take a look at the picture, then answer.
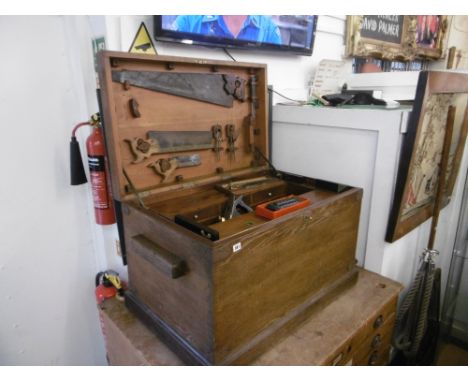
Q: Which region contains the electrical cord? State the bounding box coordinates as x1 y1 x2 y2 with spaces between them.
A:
223 48 237 62
272 89 307 105
222 47 306 105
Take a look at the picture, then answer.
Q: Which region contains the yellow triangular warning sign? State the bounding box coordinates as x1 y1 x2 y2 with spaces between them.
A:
129 22 157 55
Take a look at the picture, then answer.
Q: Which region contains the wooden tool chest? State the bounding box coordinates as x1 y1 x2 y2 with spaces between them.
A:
98 51 363 365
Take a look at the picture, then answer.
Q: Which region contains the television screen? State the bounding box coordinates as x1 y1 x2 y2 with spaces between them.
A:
154 15 317 56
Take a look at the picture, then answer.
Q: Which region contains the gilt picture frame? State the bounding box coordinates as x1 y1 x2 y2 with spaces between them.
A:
413 15 449 60
346 16 416 61
346 15 449 62
386 71 468 243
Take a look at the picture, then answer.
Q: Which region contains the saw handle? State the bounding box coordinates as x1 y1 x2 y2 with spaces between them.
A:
148 158 179 182
126 137 160 163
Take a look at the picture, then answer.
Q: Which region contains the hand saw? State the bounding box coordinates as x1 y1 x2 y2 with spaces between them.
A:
126 131 213 163
112 71 246 107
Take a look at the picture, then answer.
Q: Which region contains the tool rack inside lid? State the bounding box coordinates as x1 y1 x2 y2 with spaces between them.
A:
98 51 269 203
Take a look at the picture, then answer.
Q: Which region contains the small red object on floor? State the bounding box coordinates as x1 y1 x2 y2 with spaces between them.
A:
95 284 118 305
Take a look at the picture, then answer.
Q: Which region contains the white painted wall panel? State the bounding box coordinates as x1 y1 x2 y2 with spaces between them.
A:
0 16 107 366
272 106 407 270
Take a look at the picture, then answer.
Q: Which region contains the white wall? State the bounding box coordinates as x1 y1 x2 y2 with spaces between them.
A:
0 16 108 365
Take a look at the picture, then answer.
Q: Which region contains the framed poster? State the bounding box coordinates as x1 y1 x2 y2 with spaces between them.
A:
386 71 468 243
414 15 448 60
346 16 416 61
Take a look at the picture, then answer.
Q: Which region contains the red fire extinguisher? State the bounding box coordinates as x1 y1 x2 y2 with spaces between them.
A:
70 113 116 225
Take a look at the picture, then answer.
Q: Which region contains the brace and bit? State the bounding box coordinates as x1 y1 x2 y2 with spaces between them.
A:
225 124 239 161
212 124 223 161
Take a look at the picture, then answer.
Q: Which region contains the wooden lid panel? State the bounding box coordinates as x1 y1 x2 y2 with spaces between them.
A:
98 51 268 201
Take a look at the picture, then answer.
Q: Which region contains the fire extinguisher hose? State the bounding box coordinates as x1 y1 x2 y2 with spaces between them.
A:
72 121 92 137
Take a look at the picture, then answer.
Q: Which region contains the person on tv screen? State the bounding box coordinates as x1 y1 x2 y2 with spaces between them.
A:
172 15 282 45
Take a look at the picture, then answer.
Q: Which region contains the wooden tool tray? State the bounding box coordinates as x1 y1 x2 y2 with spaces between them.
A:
142 171 323 239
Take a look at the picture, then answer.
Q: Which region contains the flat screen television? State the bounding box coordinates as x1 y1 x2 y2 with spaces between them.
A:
154 15 317 56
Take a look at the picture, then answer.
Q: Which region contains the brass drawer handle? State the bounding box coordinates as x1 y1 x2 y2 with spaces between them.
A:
368 351 379 366
373 315 384 329
371 334 382 349
130 235 187 279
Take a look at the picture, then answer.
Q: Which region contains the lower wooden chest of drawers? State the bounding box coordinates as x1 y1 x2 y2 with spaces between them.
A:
100 268 402 365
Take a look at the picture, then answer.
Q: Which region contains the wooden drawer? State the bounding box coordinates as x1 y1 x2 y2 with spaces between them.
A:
352 315 395 365
356 345 392 366
327 340 354 366
324 297 397 366
354 296 397 347
185 203 224 224
247 185 285 205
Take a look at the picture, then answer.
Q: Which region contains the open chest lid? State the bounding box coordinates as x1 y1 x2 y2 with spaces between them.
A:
98 51 269 203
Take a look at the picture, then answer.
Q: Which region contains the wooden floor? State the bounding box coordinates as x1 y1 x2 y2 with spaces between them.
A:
436 342 468 365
